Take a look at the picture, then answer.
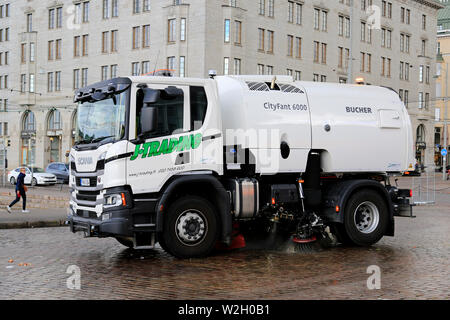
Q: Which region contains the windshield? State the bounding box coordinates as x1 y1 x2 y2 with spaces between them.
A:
31 167 45 173
76 89 129 145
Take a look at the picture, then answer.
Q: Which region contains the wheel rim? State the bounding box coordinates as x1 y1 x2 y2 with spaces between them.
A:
353 201 380 234
32 179 36 186
175 209 208 246
10 178 15 185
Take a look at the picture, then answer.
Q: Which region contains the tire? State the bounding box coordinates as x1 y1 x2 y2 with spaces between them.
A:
31 178 37 186
162 196 220 258
342 190 389 246
10 177 15 185
157 233 170 253
115 237 134 248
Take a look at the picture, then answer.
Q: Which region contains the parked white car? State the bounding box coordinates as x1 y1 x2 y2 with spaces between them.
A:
8 167 57 186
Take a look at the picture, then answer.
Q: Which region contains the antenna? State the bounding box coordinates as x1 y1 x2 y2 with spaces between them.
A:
153 49 161 76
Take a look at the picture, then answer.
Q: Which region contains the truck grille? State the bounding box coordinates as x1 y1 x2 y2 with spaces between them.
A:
75 190 100 208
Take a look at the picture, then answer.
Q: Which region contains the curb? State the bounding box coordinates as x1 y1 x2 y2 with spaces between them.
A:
0 220 68 230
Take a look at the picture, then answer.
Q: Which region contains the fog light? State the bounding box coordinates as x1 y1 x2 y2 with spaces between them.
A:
102 213 111 221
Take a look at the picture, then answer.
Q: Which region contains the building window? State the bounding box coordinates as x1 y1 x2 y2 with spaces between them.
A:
83 2 89 23
267 30 274 53
180 18 186 41
234 58 241 75
133 0 140 14
142 61 150 75
29 74 34 92
56 7 62 28
48 41 54 60
27 14 33 32
55 71 61 91
21 44 26 63
132 62 140 76
179 56 185 77
259 0 265 15
111 65 118 78
287 35 293 57
23 111 36 132
29 43 35 62
81 68 88 87
73 69 80 89
235 21 241 45
288 1 294 23
268 0 274 17
82 35 89 56
224 57 229 75
56 39 62 59
144 0 151 11
224 19 230 43
74 36 80 57
168 19 176 43
112 0 119 17
258 29 265 52
257 64 264 75
103 0 109 19
101 66 108 80
167 56 175 71
48 109 62 130
133 26 140 49
143 25 150 47
48 72 54 92
422 15 426 30
49 9 55 29
111 30 118 52
313 41 319 62
102 32 109 53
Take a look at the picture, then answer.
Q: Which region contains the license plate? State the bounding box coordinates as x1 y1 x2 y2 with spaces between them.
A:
80 178 90 186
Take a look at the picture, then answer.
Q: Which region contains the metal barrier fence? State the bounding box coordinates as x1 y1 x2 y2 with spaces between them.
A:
410 166 436 206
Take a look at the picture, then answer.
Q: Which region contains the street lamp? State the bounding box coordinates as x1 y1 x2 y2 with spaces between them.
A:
435 63 448 181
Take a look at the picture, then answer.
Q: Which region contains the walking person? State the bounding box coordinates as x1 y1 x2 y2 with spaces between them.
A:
6 168 29 213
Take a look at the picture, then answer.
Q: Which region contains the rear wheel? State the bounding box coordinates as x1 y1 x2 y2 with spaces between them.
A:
162 196 220 258
9 177 15 185
342 190 389 246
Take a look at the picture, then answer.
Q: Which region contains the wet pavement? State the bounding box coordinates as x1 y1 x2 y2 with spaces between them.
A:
0 194 449 300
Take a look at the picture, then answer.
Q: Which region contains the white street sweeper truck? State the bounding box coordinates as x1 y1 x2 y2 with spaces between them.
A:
67 75 416 258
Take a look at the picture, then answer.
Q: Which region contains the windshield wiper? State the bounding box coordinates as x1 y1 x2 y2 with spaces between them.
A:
90 135 115 143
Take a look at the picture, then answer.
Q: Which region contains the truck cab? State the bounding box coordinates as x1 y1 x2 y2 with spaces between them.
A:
68 76 223 250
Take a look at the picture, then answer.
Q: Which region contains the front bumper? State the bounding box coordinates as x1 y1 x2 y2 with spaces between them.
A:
67 197 158 238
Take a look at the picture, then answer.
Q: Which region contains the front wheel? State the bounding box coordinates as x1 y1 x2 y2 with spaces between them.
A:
31 178 37 186
10 177 15 185
343 190 389 246
162 196 220 258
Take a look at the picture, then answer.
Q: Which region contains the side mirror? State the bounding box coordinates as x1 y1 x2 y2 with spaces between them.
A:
140 107 158 134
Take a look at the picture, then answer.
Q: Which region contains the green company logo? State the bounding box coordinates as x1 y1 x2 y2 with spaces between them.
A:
130 133 202 161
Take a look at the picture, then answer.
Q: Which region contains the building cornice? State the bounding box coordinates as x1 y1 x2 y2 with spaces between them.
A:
413 0 445 10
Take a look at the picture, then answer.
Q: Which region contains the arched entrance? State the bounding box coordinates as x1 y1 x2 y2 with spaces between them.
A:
21 111 36 166
47 109 62 163
416 124 426 168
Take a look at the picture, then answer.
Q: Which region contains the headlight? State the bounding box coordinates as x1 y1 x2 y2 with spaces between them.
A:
98 152 107 161
103 193 125 208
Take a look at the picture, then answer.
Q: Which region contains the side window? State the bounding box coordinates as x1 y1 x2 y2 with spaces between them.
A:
190 86 208 131
138 87 184 138
15 168 20 172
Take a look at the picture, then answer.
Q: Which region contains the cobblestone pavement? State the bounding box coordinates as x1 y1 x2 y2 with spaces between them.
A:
0 193 448 300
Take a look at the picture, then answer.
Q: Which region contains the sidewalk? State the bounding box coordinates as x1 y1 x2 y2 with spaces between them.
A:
0 207 69 229
0 185 70 229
